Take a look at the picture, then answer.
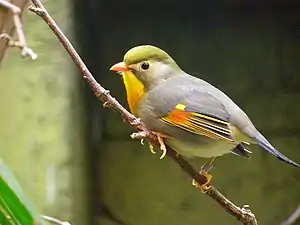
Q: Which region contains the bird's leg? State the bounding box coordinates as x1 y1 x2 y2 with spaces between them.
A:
200 157 215 173
192 157 215 192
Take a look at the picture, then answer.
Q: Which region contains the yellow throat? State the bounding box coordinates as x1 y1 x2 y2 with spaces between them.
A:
122 71 145 114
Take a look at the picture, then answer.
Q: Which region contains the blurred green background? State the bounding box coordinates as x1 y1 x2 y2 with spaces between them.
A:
0 0 300 225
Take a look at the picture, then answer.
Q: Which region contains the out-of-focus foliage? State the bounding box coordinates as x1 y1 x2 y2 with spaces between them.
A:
0 160 43 225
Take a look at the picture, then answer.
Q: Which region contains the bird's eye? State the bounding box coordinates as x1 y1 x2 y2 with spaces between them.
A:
140 61 150 70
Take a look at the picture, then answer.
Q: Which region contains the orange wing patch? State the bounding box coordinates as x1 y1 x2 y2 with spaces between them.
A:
161 103 234 142
164 104 190 124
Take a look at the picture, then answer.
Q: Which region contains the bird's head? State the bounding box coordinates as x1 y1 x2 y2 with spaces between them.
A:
110 45 181 90
110 45 181 113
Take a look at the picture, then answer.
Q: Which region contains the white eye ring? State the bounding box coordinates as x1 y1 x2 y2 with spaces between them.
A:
140 61 150 71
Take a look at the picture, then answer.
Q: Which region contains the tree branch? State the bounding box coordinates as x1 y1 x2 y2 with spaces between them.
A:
0 0 37 60
28 1 258 224
42 215 71 225
280 206 300 225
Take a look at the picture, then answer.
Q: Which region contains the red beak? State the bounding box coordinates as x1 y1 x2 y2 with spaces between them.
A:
110 62 129 72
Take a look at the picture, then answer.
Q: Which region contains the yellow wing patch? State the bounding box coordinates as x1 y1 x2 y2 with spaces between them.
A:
161 103 234 142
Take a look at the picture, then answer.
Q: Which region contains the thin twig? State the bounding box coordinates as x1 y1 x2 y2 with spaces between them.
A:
280 206 300 225
0 0 21 13
28 1 258 224
0 0 37 59
41 215 71 225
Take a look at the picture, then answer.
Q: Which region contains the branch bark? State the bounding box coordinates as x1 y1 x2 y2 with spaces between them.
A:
28 1 258 224
280 206 300 225
0 0 37 62
42 215 71 225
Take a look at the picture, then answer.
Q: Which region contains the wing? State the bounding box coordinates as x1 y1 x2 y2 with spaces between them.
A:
139 75 237 142
161 103 234 142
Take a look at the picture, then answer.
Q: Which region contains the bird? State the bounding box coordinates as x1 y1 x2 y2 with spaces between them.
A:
110 45 299 191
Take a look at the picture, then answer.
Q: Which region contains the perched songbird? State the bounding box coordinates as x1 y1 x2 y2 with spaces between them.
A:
110 45 299 190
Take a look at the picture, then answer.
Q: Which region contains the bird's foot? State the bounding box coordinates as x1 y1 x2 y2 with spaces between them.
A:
131 118 142 126
156 133 167 159
130 131 157 155
192 171 213 193
146 133 167 158
137 132 168 159
192 157 215 192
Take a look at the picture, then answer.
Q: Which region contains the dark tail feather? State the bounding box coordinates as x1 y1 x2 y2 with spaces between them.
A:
232 142 252 159
255 133 299 167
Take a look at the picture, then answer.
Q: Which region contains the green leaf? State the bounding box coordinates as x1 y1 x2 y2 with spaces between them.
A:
0 160 43 225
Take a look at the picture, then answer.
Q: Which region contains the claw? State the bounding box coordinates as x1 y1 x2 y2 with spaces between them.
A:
157 135 167 159
148 142 156 154
140 139 145 145
159 147 167 159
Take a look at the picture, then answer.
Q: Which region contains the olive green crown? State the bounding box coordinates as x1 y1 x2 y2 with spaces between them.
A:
123 45 175 65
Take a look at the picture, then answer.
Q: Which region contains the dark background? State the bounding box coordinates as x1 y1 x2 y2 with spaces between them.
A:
72 0 300 224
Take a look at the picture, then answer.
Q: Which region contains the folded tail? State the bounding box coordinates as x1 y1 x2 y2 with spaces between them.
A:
232 142 252 159
255 132 299 167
